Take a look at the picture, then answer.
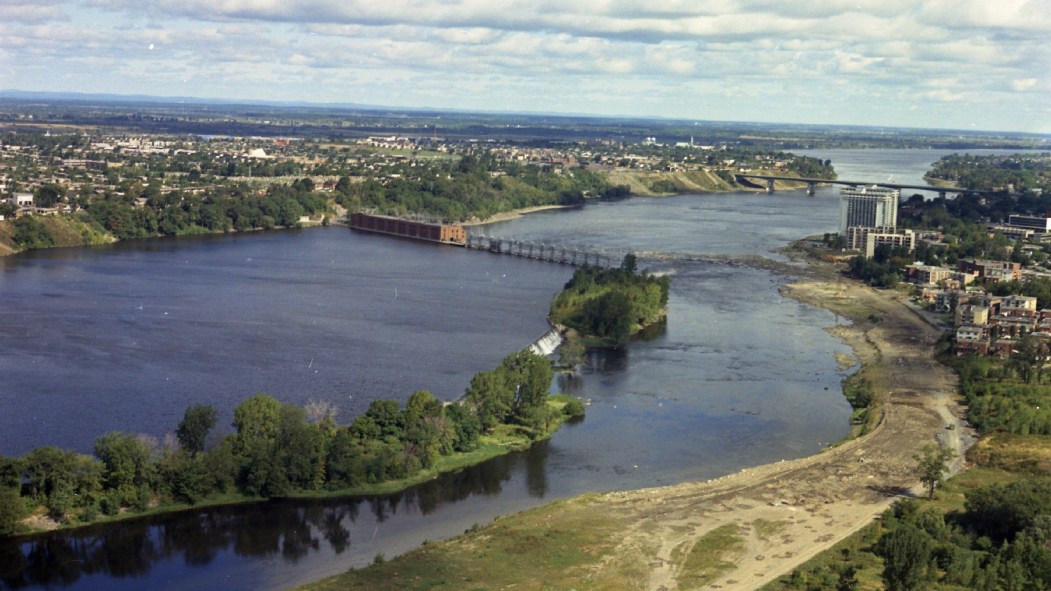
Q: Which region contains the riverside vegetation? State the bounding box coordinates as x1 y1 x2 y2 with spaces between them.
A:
765 353 1051 591
549 253 670 346
0 350 585 537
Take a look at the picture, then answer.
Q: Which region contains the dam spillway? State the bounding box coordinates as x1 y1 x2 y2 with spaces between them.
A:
464 234 618 269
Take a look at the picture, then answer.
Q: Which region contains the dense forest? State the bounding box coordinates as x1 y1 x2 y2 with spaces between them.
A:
0 350 584 536
549 254 670 345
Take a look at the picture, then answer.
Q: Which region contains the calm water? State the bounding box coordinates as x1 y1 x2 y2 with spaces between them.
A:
0 149 952 591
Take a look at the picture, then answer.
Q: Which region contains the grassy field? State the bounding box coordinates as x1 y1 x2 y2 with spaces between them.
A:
297 495 632 591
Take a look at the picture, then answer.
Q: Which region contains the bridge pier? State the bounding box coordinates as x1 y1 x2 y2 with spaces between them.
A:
806 182 816 196
766 179 775 192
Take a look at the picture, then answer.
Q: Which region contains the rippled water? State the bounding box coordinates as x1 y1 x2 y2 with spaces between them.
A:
1 152 933 590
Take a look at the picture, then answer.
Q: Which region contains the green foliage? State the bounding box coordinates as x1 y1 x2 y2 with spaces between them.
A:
927 153 1051 193
337 152 613 222
914 443 954 500
963 477 1051 543
1 351 568 532
464 369 514 430
557 337 586 368
876 522 934 591
82 179 327 239
0 487 24 536
11 215 55 250
550 259 670 345
501 350 555 434
955 356 1051 436
562 397 586 418
650 179 679 193
20 446 101 521
94 432 156 507
33 184 65 208
176 404 218 456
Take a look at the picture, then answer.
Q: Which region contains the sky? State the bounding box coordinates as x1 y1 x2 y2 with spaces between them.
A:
0 0 1048 133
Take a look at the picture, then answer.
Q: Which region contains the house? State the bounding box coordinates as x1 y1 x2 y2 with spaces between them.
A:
8 193 33 207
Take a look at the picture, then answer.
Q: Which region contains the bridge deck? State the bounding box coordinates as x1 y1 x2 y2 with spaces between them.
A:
735 174 982 195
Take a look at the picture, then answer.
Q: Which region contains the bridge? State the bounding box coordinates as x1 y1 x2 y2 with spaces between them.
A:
465 234 619 269
734 174 986 198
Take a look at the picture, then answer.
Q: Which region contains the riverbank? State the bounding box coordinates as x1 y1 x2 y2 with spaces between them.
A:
6 392 581 538
296 258 969 591
462 204 575 226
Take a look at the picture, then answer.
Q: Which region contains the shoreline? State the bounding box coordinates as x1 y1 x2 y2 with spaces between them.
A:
7 392 580 538
300 255 971 591
461 204 575 226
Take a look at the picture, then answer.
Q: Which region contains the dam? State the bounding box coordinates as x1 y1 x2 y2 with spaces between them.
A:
349 212 620 268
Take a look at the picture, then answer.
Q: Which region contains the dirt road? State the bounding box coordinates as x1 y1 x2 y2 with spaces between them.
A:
587 276 970 590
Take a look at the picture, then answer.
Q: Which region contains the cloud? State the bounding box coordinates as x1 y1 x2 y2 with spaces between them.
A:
1011 78 1038 91
1 0 1047 132
0 2 69 24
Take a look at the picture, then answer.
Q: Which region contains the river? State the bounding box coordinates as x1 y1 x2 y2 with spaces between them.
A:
0 148 1002 590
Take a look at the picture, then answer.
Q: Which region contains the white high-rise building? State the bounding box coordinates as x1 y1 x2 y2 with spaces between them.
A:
839 186 900 234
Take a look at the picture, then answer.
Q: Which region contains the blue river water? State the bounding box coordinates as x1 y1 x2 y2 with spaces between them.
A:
0 148 1002 590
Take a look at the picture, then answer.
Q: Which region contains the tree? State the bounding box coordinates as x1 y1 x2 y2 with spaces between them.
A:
1009 334 1043 384
501 350 555 433
94 432 157 506
914 443 954 500
836 564 860 591
11 215 55 250
232 394 281 456
876 523 933 591
21 446 100 519
34 184 64 208
176 404 218 456
621 253 638 275
0 487 22 536
232 394 283 496
464 369 514 430
558 337 586 369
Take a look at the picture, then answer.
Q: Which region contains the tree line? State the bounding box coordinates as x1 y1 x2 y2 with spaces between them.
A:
772 478 1051 591
926 153 1051 193
334 152 629 223
0 350 582 536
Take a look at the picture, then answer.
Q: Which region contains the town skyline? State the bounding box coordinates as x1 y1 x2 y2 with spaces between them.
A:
1 0 1048 134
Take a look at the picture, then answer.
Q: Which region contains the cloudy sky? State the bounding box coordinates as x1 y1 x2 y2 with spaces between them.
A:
1 0 1048 133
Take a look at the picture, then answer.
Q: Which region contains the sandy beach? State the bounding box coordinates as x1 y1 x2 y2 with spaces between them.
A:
583 273 970 590
461 204 575 226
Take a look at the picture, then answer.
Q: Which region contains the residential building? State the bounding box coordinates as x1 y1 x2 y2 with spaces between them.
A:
956 304 990 326
955 324 989 356
959 259 1023 283
1000 295 1038 318
1007 214 1051 234
906 263 954 285
845 226 915 258
839 185 899 234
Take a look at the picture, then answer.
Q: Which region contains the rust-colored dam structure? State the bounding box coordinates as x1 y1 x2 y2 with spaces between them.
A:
348 212 618 268
349 212 467 245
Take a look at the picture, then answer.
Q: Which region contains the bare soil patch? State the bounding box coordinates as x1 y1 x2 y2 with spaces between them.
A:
300 269 971 591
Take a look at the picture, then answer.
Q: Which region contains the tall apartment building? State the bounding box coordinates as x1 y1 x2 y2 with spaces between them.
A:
839 186 900 234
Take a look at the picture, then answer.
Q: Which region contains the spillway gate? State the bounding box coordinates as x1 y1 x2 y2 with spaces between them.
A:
465 234 618 269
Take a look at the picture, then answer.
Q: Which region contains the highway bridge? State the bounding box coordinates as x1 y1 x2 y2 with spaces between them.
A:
735 174 986 198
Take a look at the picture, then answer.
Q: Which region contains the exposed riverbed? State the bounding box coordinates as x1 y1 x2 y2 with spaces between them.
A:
3 147 998 591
